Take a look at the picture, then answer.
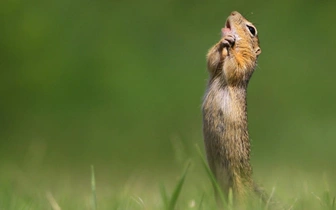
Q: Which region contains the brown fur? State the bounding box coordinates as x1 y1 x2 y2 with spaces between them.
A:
202 11 262 203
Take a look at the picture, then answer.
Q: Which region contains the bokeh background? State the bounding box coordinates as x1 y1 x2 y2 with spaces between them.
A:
1 0 336 206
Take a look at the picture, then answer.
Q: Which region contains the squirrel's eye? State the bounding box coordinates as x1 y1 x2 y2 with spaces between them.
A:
247 25 256 36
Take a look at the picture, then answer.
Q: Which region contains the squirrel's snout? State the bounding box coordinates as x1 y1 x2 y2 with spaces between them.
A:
230 11 240 16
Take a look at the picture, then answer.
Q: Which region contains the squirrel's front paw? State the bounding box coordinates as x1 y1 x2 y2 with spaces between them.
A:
220 34 234 58
221 33 235 48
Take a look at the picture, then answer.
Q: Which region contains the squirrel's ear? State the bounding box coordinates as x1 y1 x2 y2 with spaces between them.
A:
255 47 261 56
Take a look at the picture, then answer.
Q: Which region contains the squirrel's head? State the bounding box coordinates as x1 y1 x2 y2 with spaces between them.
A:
223 11 261 57
221 11 261 85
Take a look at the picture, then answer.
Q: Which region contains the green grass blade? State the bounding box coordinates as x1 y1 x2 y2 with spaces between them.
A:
159 183 169 209
91 165 97 210
198 193 205 210
228 187 233 210
46 191 61 210
167 161 191 210
196 144 227 207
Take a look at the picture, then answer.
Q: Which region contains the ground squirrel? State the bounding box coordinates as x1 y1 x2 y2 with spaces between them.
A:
202 11 264 204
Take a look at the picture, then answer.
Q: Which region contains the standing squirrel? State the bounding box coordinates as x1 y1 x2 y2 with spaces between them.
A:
202 11 265 204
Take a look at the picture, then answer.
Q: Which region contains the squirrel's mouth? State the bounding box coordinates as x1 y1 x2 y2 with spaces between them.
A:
221 20 232 37
225 20 231 29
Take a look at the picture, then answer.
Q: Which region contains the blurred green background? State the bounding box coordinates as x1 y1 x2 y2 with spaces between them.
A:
1 0 336 187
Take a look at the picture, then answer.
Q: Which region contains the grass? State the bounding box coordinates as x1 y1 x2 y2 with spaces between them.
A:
91 165 97 210
0 154 335 210
0 171 335 209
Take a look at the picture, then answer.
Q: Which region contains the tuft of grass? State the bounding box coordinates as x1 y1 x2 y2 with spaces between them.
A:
312 190 336 210
323 190 336 210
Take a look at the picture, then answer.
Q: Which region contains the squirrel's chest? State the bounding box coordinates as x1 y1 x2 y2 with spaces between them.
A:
202 88 232 134
203 86 233 117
